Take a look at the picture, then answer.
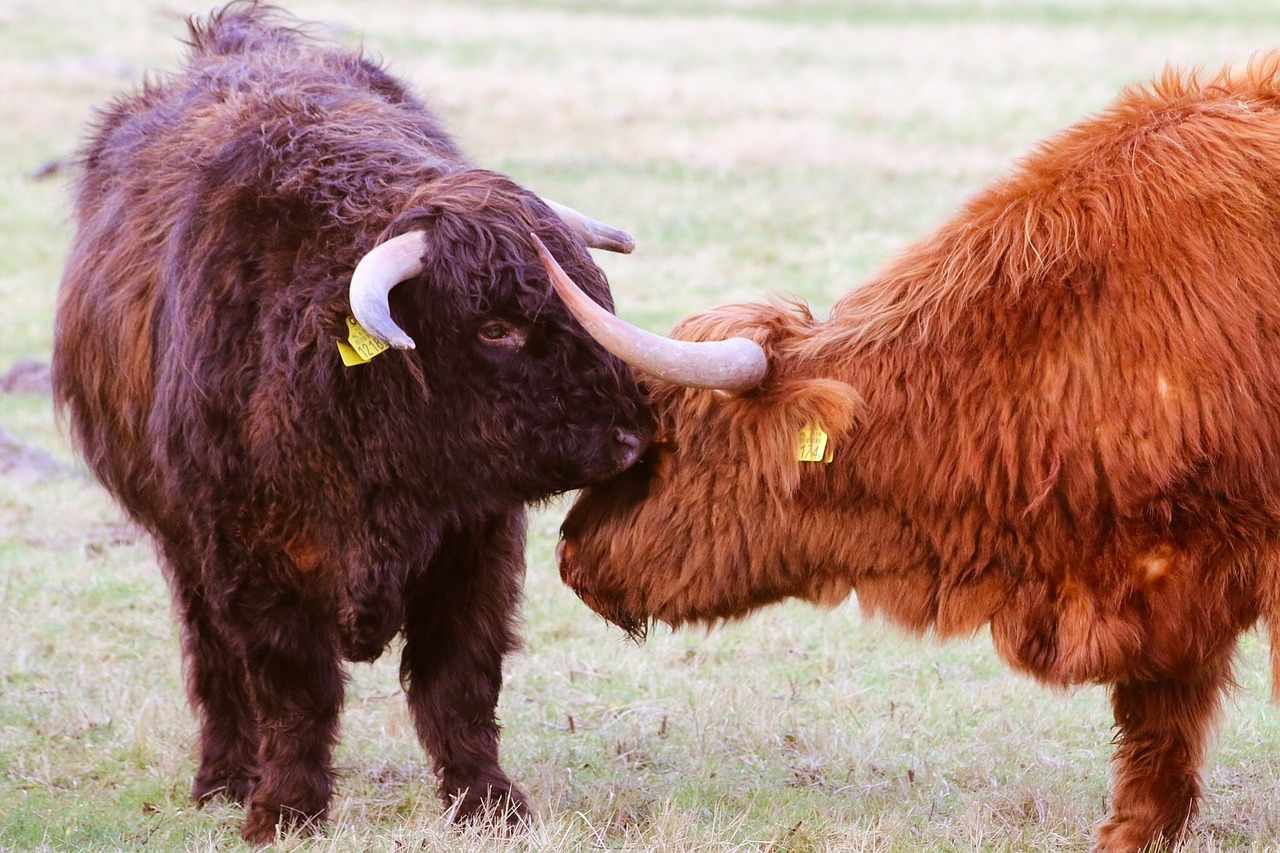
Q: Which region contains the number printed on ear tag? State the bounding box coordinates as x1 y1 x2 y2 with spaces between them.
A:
797 422 833 463
337 316 391 366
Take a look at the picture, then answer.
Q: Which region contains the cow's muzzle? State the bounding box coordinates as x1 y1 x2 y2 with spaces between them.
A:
556 536 647 641
610 427 647 473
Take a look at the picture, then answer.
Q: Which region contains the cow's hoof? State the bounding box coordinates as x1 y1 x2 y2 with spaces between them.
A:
1093 813 1179 852
448 783 532 831
191 767 254 806
240 800 326 844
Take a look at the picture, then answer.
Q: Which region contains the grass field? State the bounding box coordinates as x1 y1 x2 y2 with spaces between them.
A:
5 1 1280 850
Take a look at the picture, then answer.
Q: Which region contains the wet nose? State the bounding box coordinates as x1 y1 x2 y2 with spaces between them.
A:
612 427 647 471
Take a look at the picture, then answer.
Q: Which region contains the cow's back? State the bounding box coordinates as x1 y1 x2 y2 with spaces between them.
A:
822 54 1280 544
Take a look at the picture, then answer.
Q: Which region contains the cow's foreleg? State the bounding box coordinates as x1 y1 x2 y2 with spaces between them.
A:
400 510 530 827
1095 651 1233 853
229 575 346 843
179 588 260 806
158 541 261 806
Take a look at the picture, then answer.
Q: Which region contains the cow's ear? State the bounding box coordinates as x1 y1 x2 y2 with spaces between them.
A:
768 377 866 437
693 377 863 498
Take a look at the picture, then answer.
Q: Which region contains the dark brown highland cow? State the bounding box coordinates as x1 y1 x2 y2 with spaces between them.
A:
52 2 650 842
541 55 1280 852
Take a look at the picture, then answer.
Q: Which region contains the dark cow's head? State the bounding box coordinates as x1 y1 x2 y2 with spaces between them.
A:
344 172 653 503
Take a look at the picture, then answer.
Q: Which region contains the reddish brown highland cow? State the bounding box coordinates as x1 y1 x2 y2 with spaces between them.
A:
53 2 650 842
538 55 1280 852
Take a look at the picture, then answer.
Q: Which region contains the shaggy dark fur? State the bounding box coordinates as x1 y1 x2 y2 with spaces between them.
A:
52 2 649 842
557 56 1280 852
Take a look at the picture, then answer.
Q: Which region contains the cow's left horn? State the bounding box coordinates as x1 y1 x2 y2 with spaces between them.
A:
531 234 768 391
349 230 428 350
542 199 636 254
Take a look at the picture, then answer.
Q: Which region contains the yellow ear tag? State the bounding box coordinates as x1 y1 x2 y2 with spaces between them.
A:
337 316 391 366
797 421 834 463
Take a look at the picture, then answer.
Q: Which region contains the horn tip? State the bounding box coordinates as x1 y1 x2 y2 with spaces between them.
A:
530 232 558 266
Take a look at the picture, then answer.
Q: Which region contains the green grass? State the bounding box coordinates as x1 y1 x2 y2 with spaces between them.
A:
4 1 1280 850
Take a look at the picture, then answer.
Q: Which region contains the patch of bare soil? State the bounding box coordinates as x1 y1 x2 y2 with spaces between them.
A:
0 358 52 394
1 359 63 481
0 424 63 482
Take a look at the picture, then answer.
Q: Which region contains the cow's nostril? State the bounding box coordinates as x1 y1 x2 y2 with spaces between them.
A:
613 428 647 470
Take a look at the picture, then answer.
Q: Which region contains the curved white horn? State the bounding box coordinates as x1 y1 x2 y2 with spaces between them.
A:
542 199 636 254
348 230 428 350
531 234 768 391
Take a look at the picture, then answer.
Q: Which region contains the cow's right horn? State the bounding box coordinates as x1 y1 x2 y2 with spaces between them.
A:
531 234 768 392
542 199 636 254
349 230 429 350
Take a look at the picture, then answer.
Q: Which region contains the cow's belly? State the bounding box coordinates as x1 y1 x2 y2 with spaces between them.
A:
988 543 1259 686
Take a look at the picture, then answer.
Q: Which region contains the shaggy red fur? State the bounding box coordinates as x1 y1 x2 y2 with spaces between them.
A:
559 55 1280 852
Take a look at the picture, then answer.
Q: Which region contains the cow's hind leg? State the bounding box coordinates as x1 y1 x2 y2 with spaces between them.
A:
228 572 346 843
1095 651 1233 852
400 510 530 827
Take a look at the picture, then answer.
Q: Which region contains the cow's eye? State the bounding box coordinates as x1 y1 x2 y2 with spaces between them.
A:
477 320 527 349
